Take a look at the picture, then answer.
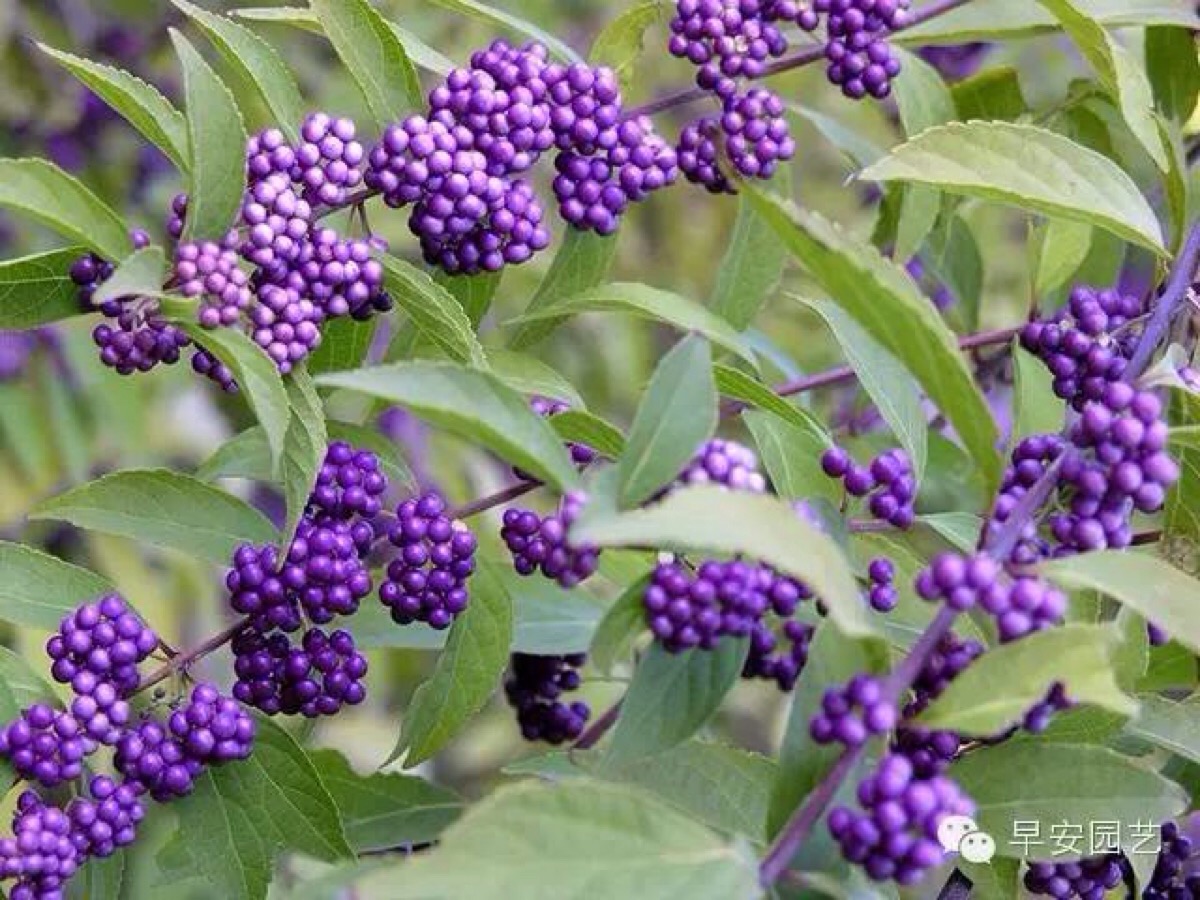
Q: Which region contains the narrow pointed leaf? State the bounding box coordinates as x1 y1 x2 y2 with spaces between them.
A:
379 255 487 366
710 167 790 330
280 367 328 547
509 230 617 348
425 0 583 62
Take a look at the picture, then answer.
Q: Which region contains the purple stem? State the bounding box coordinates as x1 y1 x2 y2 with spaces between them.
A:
1124 221 1200 379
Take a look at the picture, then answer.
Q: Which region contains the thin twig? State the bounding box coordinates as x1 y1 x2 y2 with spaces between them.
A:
571 699 624 751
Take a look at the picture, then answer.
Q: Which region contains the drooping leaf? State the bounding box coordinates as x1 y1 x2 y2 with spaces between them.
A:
157 716 353 900
952 742 1188 859
1034 0 1167 170
858 122 1165 253
800 296 928 480
1011 345 1066 444
918 625 1136 735
509 281 756 364
711 167 791 330
592 741 776 843
435 269 502 326
394 563 514 766
36 44 189 170
743 410 838 502
602 639 749 767
1146 27 1200 123
476 560 603 655
743 190 1002 491
617 335 717 507
306 315 378 375
310 0 422 128
1124 695 1200 766
174 322 291 469
424 0 583 62
316 362 580 491
31 470 278 564
170 30 247 241
550 410 626 459
715 365 828 436
280 366 328 547
590 573 651 672
590 0 669 89
508 230 618 348
0 159 131 261
1034 219 1094 296
173 0 307 143
487 349 585 408
770 624 890 833
379 254 488 366
351 780 761 900
1038 552 1200 654
577 486 874 638
310 748 463 853
0 247 89 329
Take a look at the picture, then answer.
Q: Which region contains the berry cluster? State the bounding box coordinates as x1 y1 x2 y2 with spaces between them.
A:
1143 821 1200 900
810 675 898 748
893 634 982 776
504 653 591 744
232 627 368 718
673 438 768 493
310 439 390 520
0 593 253 898
1023 855 1125 900
1019 285 1142 410
743 618 814 691
502 491 599 589
810 0 909 99
822 446 916 528
828 751 974 884
380 492 478 629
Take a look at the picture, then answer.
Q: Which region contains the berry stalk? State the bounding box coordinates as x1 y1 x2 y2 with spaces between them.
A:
1124 221 1200 379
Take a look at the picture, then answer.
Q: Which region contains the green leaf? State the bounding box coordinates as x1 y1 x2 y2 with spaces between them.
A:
173 0 307 144
173 323 291 469
1034 0 1167 171
710 167 790 330
0 159 131 261
435 269 501 326
590 0 669 89
352 780 760 900
280 366 328 547
231 6 455 74
743 410 837 502
0 646 64 711
379 255 487 366
92 247 166 308
0 247 89 329
577 486 874 638
603 639 748 767
1011 345 1066 445
31 470 278 564
859 122 1165 254
424 0 583 63
952 67 1028 121
800 296 928 480
508 281 756 364
1038 552 1200 654
1124 695 1200 765
918 625 1135 735
593 741 776 843
924 213 985 328
158 716 352 900
715 365 828 436
487 349 585 409
478 560 602 654
508 230 618 349
951 742 1188 859
316 362 580 491
36 44 189 171
551 410 626 459
310 748 463 853
617 335 717 507
0 542 111 633
1147 27 1200 123
897 0 1199 43
67 852 125 900
770 624 889 834
395 562 514 766
743 190 1002 492
310 0 423 128
590 573 650 672
306 315 377 375
1034 219 1093 295
170 30 247 241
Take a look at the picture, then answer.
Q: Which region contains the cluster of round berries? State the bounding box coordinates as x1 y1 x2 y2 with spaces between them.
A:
366 41 676 270
0 594 254 898
866 557 897 612
1024 855 1126 900
807 0 909 99
380 492 478 629
828 751 974 884
1143 821 1200 900
743 617 814 691
892 633 981 775
501 491 599 589
810 674 897 748
1019 285 1143 410
674 437 768 492
677 87 795 194
227 441 386 715
822 446 916 528
503 653 591 744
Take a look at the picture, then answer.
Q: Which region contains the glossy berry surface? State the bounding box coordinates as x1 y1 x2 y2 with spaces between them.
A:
380 493 477 629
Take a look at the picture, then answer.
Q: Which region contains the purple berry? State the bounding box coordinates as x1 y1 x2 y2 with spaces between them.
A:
501 492 598 589
504 653 591 744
